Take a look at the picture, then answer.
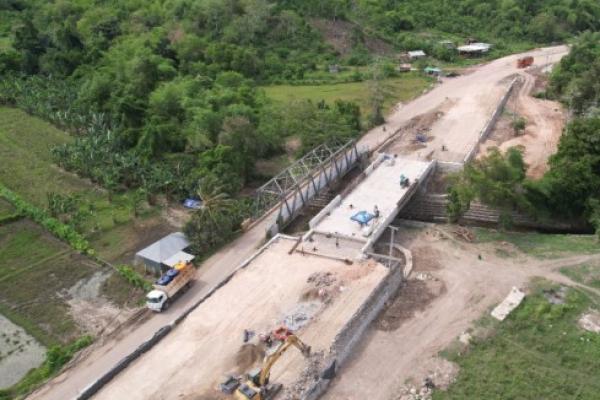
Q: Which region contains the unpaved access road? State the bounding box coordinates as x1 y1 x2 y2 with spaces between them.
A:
93 238 387 400
323 225 600 400
28 215 272 400
360 45 569 162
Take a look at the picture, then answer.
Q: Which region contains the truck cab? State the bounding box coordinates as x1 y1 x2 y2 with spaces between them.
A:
146 290 169 311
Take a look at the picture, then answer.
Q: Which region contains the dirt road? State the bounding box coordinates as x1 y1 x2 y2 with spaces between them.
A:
322 225 600 400
359 45 569 162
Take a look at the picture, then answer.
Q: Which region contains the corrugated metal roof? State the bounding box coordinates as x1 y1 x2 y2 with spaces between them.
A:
408 50 426 58
135 232 190 264
163 251 195 267
457 43 492 52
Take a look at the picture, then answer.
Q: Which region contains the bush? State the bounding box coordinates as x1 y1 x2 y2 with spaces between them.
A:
0 184 92 254
116 265 152 292
512 116 527 135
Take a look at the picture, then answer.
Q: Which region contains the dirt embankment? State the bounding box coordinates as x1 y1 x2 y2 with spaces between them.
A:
309 18 393 56
480 67 566 178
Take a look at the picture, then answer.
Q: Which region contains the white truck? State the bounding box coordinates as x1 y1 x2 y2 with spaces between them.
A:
146 262 194 312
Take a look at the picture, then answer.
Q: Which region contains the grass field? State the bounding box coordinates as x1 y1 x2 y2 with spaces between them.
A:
435 284 600 399
0 219 137 347
474 228 600 259
561 261 600 290
0 219 93 346
0 107 159 260
262 73 432 116
0 199 15 219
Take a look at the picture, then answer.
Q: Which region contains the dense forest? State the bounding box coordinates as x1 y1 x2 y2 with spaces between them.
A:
2 0 600 248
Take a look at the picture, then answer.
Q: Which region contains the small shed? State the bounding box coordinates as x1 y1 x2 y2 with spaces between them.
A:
135 232 194 275
408 50 426 60
457 42 492 56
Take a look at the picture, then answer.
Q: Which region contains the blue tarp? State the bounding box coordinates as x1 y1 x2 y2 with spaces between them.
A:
351 210 375 225
165 268 179 278
183 198 203 209
155 274 173 286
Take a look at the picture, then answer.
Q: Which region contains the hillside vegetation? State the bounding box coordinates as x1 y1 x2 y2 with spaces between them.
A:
448 33 600 233
1 0 599 250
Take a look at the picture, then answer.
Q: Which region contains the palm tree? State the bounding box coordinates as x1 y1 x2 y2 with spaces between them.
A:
185 178 236 253
195 178 234 226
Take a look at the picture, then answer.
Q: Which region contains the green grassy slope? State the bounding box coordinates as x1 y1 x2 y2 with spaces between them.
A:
263 74 432 116
436 285 600 400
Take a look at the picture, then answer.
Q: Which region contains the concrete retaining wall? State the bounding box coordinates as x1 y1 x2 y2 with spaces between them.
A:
309 195 342 229
398 193 585 231
435 160 464 174
463 77 518 164
301 247 412 400
363 153 386 176
76 234 298 400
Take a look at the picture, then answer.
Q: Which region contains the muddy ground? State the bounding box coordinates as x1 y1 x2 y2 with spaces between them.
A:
0 314 45 388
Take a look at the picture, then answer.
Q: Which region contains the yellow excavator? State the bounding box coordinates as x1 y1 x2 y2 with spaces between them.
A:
233 333 311 400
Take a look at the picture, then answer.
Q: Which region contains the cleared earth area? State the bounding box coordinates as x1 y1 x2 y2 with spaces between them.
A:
360 46 568 163
480 66 566 178
94 237 388 400
323 223 600 400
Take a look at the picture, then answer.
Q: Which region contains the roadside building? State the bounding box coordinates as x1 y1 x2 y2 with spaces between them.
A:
457 42 492 56
135 232 194 275
408 50 426 60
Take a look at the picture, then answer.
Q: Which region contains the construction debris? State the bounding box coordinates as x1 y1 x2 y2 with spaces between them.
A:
393 359 458 400
301 272 340 304
235 343 265 372
491 287 525 321
281 302 322 331
283 351 325 400
452 227 474 242
578 312 600 334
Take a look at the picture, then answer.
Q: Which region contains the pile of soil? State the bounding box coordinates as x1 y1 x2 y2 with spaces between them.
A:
376 279 445 331
301 271 339 303
235 343 265 372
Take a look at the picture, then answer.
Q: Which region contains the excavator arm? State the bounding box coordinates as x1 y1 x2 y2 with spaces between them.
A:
259 335 311 387
232 333 311 400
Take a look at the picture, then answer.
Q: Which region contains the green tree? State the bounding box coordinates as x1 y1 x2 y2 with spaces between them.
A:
184 178 239 254
447 147 531 223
